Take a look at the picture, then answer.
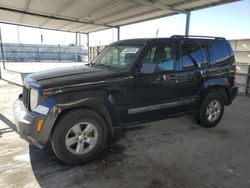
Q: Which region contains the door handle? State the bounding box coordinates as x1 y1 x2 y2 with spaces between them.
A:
163 74 178 83
163 75 167 81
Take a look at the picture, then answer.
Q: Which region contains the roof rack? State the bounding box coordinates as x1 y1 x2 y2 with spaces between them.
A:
170 35 225 40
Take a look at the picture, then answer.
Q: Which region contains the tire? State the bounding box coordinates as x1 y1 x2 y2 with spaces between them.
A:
51 109 107 164
196 92 224 128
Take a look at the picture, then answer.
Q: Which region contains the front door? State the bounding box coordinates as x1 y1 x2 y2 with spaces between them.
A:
124 43 180 122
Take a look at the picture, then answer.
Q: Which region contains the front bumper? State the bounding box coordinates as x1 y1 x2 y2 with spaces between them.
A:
13 99 45 148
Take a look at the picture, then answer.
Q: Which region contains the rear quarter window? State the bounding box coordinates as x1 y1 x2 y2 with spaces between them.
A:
208 43 231 66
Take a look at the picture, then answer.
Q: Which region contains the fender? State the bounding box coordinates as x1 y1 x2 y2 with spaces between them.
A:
196 77 231 107
36 90 121 145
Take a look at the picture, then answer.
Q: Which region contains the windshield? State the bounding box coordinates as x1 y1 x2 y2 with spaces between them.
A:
91 44 143 70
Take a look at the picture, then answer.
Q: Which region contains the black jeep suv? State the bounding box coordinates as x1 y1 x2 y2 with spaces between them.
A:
13 35 238 164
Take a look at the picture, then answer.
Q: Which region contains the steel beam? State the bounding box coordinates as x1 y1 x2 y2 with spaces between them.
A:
40 0 79 27
127 0 188 14
0 21 88 35
19 0 32 23
0 6 114 28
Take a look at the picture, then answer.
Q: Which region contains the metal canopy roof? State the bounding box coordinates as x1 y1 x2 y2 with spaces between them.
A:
0 0 238 34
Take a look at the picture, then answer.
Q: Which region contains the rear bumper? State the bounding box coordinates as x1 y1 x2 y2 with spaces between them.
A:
226 86 238 105
13 99 45 149
230 86 238 101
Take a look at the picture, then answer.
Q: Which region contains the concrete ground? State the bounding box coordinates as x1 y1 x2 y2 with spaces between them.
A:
1 79 250 188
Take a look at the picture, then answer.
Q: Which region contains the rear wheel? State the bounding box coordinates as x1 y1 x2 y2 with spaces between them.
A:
196 92 224 128
51 109 107 164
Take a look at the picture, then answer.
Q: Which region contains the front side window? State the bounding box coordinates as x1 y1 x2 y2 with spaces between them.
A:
140 45 174 73
179 43 207 70
92 44 143 70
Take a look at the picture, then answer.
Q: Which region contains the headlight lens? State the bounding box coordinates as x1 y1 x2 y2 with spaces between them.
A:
30 89 39 111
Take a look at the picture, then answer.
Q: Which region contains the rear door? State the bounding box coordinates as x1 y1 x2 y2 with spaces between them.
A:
175 41 209 107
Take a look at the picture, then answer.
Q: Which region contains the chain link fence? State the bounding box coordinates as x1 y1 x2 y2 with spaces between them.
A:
0 43 88 62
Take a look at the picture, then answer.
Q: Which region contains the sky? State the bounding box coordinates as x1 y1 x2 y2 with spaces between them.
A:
0 0 249 47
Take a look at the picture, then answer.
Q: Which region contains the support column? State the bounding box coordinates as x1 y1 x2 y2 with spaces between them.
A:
0 26 5 75
87 33 90 63
75 32 78 46
185 12 191 36
74 32 79 62
117 26 120 41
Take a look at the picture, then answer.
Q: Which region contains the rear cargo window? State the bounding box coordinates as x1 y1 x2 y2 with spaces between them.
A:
208 43 231 66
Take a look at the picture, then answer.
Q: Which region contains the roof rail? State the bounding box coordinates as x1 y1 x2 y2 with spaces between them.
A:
170 35 225 40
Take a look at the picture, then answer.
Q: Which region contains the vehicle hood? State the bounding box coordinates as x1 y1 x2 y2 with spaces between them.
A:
25 65 123 90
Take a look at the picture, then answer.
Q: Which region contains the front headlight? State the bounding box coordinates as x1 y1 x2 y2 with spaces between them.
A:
30 89 39 111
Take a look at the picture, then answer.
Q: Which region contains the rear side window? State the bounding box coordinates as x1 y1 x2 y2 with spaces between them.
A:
179 43 207 70
208 43 231 66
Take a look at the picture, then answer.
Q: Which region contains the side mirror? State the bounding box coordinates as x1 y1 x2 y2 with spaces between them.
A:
138 63 157 74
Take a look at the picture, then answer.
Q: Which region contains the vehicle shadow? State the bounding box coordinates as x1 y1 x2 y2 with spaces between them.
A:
29 115 232 188
28 116 199 187
29 143 127 188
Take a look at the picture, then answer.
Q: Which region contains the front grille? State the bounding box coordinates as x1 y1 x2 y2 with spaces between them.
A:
22 87 30 109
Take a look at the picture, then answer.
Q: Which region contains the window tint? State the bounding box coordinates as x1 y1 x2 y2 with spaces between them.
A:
208 43 231 66
180 43 207 70
140 45 174 73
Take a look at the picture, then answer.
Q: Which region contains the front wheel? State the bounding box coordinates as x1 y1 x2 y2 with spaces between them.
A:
196 92 224 128
51 109 107 164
